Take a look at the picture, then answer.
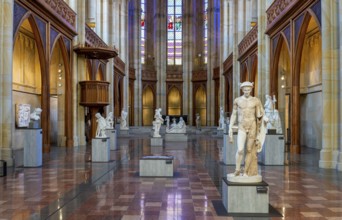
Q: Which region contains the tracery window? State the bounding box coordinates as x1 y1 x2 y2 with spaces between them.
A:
141 0 145 64
167 0 182 65
204 0 208 64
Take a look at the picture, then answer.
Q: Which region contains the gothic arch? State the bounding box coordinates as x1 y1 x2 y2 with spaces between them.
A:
50 37 73 147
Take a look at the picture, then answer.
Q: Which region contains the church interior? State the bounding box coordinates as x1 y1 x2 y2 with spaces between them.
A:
0 0 342 219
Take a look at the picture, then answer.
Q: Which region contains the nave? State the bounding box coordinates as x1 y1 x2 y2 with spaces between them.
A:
0 130 341 220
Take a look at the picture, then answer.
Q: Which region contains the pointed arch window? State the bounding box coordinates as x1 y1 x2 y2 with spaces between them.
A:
204 0 208 64
167 0 182 65
141 0 145 64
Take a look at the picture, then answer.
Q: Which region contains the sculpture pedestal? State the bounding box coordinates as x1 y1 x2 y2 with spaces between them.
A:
151 137 163 146
91 138 110 162
106 129 118 150
259 134 284 165
139 155 174 177
222 133 238 165
119 129 129 135
16 129 42 167
165 133 188 141
222 177 269 214
29 121 40 129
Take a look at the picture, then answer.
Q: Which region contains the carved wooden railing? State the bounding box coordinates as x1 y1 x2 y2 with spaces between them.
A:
223 53 233 73
85 24 108 48
166 71 183 82
238 25 258 59
266 0 296 25
192 70 207 82
79 81 110 107
114 56 125 74
142 69 157 81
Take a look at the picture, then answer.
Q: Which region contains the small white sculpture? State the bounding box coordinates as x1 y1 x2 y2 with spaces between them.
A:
264 95 283 134
195 113 201 129
30 108 42 121
228 81 268 181
165 116 170 128
106 112 114 129
152 108 164 137
95 113 107 138
120 109 129 130
218 106 225 130
166 116 186 133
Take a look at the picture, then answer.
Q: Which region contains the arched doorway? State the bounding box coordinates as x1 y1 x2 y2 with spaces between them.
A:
12 17 44 147
298 16 322 150
167 87 181 115
194 86 207 126
142 86 154 126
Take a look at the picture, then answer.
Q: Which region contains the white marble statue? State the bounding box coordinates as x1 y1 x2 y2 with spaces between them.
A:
195 113 201 129
264 95 283 134
120 109 129 130
228 81 268 182
166 116 186 133
95 113 107 138
165 116 170 128
106 112 114 129
30 108 42 121
16 104 31 127
152 108 164 138
218 106 225 130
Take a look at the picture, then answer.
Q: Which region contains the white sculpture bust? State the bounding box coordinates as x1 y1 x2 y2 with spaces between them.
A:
106 112 114 129
30 108 42 121
152 108 164 138
120 109 129 130
95 113 107 138
264 95 283 134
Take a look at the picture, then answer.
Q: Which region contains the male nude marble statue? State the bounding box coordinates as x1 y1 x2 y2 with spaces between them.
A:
228 81 268 178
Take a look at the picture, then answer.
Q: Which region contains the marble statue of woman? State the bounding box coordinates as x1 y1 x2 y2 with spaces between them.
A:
95 113 107 138
218 106 225 130
120 109 128 130
195 113 201 130
152 108 164 137
264 95 283 134
228 81 268 182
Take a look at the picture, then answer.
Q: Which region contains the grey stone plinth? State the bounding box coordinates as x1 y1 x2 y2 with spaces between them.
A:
151 137 163 146
119 129 129 135
165 133 188 141
151 146 163 154
106 129 118 150
259 134 285 165
223 133 238 165
139 156 174 177
91 138 110 162
18 129 42 167
29 121 40 129
222 178 269 213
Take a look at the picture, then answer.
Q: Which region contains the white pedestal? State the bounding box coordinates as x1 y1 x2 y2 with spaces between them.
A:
91 138 110 162
139 156 174 177
222 178 269 213
165 133 188 141
259 134 285 165
106 129 118 150
18 129 42 167
151 137 163 146
223 133 238 165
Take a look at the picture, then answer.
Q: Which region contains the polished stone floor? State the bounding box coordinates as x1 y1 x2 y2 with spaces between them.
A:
1 129 342 219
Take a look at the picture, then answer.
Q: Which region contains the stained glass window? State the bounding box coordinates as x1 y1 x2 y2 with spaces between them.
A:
141 0 145 64
204 0 208 64
167 0 182 65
